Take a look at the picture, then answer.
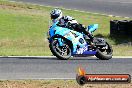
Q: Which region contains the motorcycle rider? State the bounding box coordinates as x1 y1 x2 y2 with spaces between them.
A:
50 9 94 41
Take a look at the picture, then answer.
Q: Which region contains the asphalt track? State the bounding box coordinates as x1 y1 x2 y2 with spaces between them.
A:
11 0 132 17
0 56 132 79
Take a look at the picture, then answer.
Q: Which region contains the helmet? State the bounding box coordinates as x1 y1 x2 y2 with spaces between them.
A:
50 9 62 20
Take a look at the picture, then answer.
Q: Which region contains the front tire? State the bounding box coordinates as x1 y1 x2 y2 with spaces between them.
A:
95 42 113 60
49 38 72 60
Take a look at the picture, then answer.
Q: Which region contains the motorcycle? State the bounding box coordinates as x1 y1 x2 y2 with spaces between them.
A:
47 22 113 60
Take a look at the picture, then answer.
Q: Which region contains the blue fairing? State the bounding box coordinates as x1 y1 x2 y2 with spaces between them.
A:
88 24 98 34
48 22 98 56
49 23 70 37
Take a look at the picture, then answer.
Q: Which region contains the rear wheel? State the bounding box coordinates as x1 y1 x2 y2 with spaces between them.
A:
49 38 72 60
95 42 113 60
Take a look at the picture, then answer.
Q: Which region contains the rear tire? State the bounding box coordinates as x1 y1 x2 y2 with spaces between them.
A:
95 42 113 60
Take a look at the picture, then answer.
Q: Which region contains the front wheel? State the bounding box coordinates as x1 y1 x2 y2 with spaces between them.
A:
95 42 113 60
49 38 72 60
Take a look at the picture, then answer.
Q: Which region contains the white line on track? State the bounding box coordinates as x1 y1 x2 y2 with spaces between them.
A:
0 56 132 58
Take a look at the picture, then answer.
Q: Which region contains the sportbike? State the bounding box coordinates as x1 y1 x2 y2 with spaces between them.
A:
47 22 113 60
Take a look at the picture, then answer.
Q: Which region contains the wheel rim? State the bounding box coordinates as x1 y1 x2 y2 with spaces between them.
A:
52 39 71 57
98 43 112 55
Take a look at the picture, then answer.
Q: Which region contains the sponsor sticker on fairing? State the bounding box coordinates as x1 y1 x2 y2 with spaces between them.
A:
76 45 88 54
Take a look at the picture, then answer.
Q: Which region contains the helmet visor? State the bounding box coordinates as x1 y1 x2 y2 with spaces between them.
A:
51 14 59 19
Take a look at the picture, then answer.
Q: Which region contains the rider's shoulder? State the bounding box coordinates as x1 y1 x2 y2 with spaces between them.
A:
61 16 74 21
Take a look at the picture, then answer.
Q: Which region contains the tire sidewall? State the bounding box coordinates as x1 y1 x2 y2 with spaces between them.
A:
49 37 72 60
95 42 113 60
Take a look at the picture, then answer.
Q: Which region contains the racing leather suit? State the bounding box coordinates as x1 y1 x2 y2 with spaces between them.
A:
57 16 94 41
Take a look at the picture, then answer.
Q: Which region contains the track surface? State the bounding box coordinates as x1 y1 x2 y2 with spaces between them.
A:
0 57 132 79
12 0 132 17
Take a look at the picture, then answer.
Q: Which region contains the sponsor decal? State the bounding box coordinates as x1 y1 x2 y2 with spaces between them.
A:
76 45 88 54
76 67 131 86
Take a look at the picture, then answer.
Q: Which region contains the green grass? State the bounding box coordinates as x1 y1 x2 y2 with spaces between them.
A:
0 0 132 56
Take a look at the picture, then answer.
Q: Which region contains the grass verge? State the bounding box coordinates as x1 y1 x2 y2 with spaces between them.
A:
0 0 132 56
